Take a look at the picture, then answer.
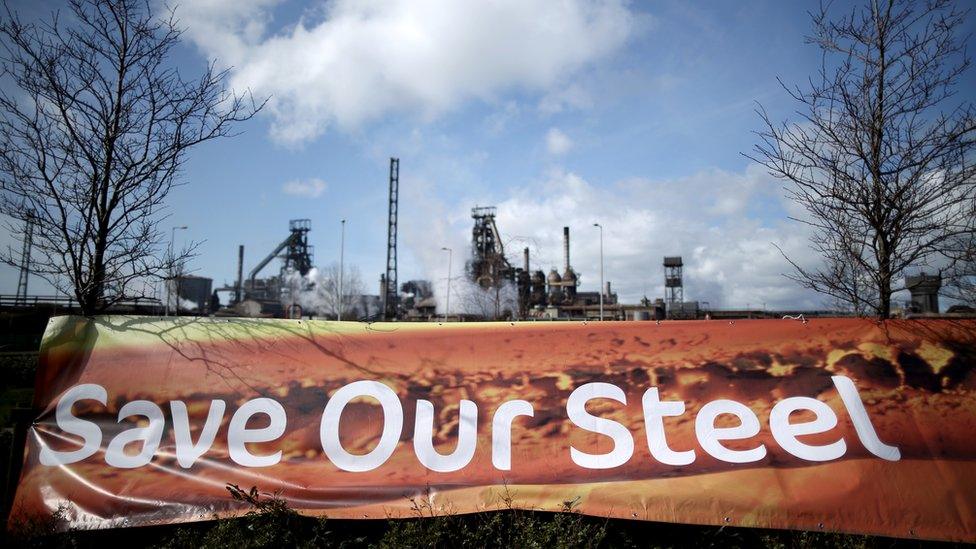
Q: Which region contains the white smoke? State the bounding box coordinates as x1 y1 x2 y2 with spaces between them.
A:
164 292 202 312
281 263 378 319
447 277 519 319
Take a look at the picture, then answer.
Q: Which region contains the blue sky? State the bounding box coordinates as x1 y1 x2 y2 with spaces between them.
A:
3 0 975 310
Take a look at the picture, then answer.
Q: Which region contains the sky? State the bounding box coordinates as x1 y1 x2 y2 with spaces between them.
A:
2 0 975 311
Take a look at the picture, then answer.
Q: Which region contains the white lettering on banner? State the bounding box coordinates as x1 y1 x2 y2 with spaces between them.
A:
36 375 900 471
642 388 695 466
39 384 106 466
228 398 286 467
171 400 226 468
105 400 166 468
696 399 768 463
770 396 846 461
491 400 534 470
414 399 478 472
320 380 403 472
831 375 901 461
566 382 635 469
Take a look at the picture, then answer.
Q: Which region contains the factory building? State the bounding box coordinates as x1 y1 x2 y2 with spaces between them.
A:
905 273 941 314
168 274 213 314
466 207 625 320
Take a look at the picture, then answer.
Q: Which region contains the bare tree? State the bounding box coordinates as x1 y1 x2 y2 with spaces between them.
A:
942 233 976 306
749 0 976 318
457 278 517 320
0 0 264 315
288 263 366 319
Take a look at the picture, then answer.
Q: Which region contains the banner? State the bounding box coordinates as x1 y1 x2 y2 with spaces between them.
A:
9 316 976 541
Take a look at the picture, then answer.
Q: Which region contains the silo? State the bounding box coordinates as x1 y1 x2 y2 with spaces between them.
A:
562 267 577 303
531 270 546 306
547 269 562 305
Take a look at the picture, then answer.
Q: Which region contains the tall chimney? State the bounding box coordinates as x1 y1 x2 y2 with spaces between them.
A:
563 226 570 272
235 245 244 303
605 281 611 298
523 247 530 272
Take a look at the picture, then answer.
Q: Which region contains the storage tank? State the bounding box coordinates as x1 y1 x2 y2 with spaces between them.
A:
547 269 562 305
905 273 941 313
562 267 577 303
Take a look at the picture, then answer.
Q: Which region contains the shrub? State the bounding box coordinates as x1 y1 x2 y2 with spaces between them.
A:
155 484 361 549
376 486 607 548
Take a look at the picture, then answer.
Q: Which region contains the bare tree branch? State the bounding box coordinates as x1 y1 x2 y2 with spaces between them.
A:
0 0 266 315
747 0 976 319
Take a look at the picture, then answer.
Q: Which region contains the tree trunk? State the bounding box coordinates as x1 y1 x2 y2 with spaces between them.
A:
877 260 892 320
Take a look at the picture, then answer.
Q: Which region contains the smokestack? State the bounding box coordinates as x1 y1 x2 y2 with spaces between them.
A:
563 226 570 272
605 281 611 298
523 247 530 272
235 245 244 303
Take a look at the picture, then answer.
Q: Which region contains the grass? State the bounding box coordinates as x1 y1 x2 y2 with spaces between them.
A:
5 482 965 548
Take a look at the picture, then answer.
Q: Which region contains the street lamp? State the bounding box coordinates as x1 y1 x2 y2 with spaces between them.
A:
338 219 346 321
441 247 452 322
166 225 188 317
593 223 604 321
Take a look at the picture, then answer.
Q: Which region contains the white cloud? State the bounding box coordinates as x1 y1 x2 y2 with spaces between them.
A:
282 177 327 198
545 128 574 155
483 101 521 136
538 83 593 114
399 164 827 311
178 0 635 144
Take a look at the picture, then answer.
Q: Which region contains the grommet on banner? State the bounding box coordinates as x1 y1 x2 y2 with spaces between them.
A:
728 320 735 326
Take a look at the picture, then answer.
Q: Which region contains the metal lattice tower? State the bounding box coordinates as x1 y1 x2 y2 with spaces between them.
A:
470 206 512 288
383 158 400 320
15 213 34 305
282 219 313 277
664 256 683 314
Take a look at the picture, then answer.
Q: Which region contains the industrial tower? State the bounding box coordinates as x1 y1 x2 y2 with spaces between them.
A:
246 219 314 299
15 213 34 305
664 256 683 317
470 206 513 288
382 158 400 320
282 219 314 276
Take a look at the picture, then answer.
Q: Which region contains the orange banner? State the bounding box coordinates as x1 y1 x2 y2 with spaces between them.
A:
9 316 976 541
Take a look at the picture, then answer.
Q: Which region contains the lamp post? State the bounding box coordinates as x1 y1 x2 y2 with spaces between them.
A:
441 247 452 322
166 225 188 317
338 219 346 321
593 223 604 321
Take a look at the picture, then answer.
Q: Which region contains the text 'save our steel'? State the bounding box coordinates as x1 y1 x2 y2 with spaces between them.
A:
11 316 976 541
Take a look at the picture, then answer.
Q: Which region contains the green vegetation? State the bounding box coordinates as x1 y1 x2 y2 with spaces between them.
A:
0 353 35 427
5 482 961 548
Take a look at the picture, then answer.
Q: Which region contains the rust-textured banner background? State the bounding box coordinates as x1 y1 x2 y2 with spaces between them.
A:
9 316 976 541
